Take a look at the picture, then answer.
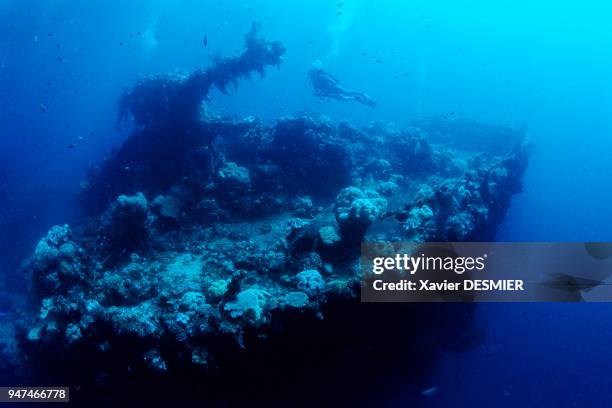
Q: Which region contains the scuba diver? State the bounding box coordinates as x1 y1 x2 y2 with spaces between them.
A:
309 67 377 108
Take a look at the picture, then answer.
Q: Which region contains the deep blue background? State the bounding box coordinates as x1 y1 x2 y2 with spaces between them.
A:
1 1 611 406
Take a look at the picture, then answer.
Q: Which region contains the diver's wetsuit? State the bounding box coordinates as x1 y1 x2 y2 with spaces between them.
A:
309 68 376 107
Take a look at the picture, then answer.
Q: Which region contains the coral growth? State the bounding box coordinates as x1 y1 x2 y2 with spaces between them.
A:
334 187 388 241
117 23 285 128
10 25 529 406
18 108 528 403
82 24 285 214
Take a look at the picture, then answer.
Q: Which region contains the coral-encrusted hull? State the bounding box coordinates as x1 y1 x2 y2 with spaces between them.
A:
20 113 528 404
16 26 528 406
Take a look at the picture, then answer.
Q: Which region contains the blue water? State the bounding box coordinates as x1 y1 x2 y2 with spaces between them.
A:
1 1 612 405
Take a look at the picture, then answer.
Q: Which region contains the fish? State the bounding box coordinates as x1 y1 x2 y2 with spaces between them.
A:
203 36 208 47
39 104 47 113
422 386 439 397
68 144 76 149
